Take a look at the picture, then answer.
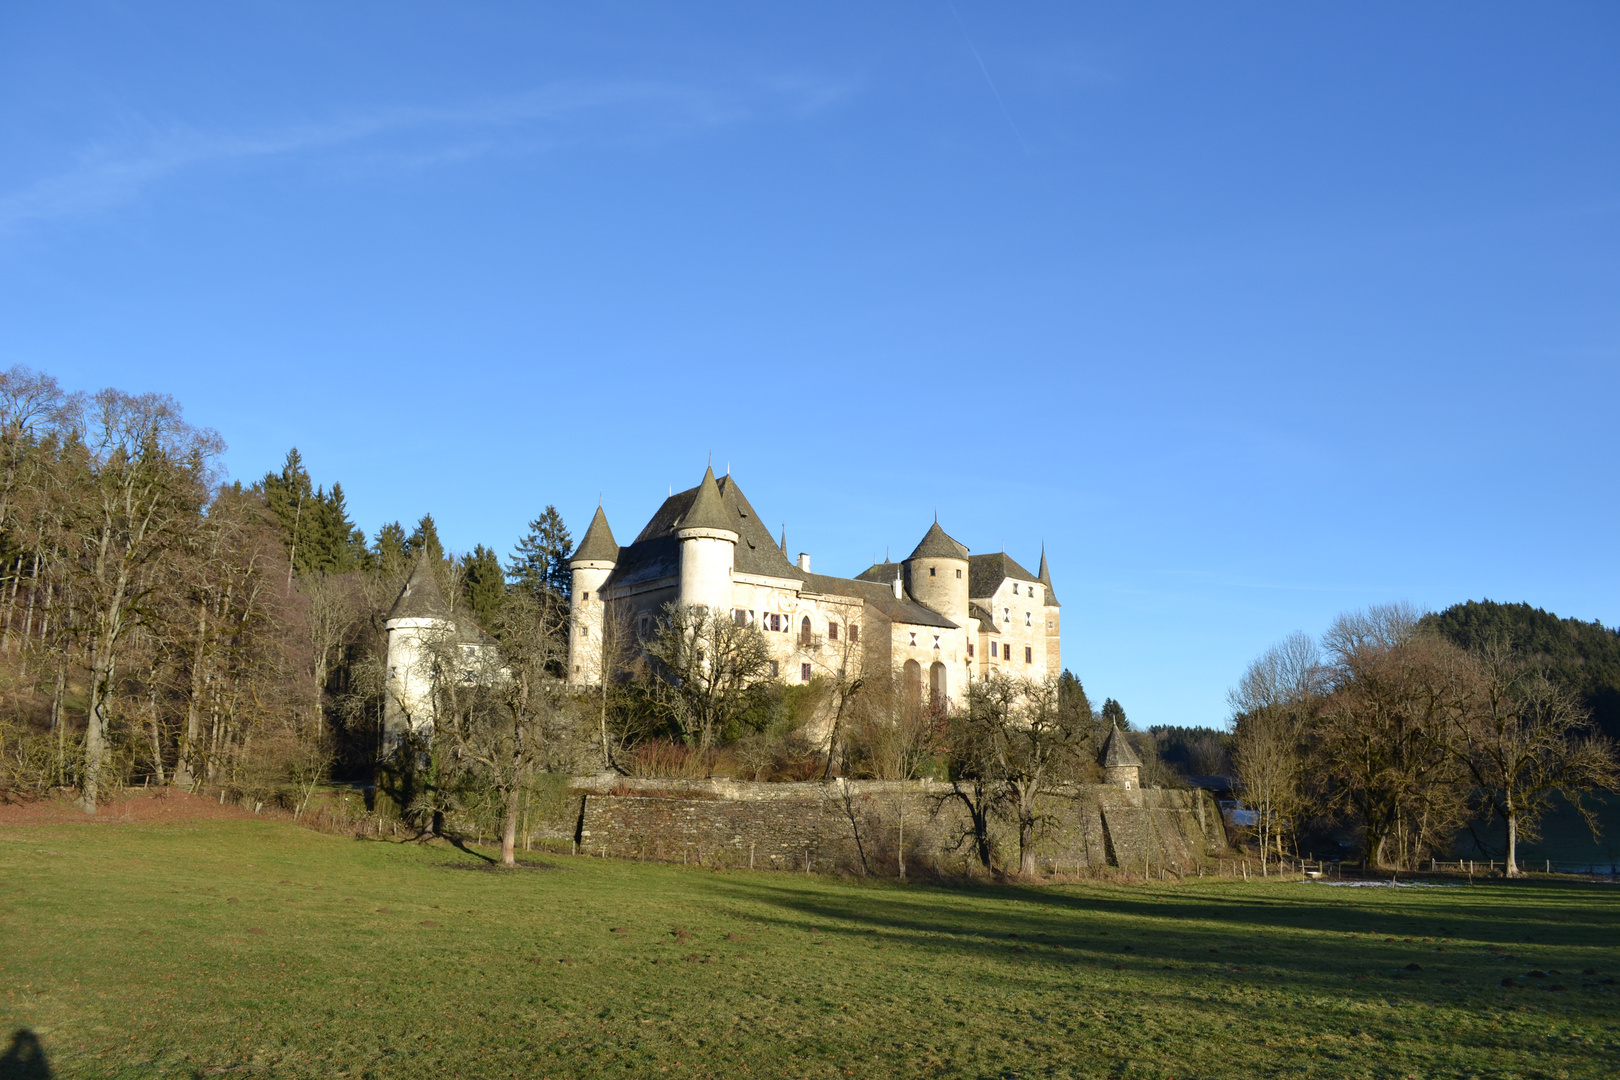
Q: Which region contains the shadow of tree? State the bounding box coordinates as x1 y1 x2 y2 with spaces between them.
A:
0 1030 51 1080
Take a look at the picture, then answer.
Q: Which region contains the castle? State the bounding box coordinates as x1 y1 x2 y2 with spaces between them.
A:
567 466 1061 710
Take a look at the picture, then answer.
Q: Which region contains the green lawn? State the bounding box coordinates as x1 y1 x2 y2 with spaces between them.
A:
1 818 1617 1079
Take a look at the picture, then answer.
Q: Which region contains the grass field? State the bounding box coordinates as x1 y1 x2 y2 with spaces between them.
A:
2 807 1617 1079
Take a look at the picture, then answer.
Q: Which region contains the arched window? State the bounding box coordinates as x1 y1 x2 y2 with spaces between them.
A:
902 659 922 718
800 616 812 646
929 661 947 712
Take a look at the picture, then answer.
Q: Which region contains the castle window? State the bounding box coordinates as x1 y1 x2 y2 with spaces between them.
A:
1047 619 1054 629
909 632 917 646
956 568 961 579
580 626 589 639
769 613 781 632
800 616 812 646
850 624 859 644
1025 646 1033 664
828 621 839 641
801 662 812 682
929 566 936 577
1025 612 1032 626
1003 607 1010 623
967 643 975 658
1013 584 1019 595
733 608 747 627
582 591 589 601
769 660 779 678
933 635 941 649
1003 643 1012 660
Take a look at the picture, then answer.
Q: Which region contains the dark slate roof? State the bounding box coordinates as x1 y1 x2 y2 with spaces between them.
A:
799 572 959 630
606 472 803 591
681 466 734 533
570 505 620 564
969 602 1000 635
908 521 969 561
968 552 1040 599
1100 723 1143 768
387 557 452 620
1037 547 1060 608
855 560 902 584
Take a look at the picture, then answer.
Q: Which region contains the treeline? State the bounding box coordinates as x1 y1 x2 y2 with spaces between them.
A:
0 366 575 813
1230 601 1619 875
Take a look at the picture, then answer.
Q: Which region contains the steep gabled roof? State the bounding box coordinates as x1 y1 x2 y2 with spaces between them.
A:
571 505 620 564
855 560 902 585
968 552 1040 599
680 465 734 533
606 470 802 591
1037 545 1060 608
387 557 451 621
1100 723 1142 768
969 602 1000 635
908 521 969 561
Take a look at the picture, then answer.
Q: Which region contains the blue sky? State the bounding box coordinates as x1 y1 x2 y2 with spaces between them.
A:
3 3 1616 729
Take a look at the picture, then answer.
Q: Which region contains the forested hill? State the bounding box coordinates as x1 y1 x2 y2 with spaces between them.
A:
1423 600 1620 742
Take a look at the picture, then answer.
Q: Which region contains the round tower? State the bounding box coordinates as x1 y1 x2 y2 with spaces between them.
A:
676 465 738 614
903 521 970 627
382 558 454 758
568 505 620 685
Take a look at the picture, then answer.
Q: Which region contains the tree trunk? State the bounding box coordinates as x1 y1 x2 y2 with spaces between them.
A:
1019 818 1038 877
1505 810 1520 877
501 786 520 867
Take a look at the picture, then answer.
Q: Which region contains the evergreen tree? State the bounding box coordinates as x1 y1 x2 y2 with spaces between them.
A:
1100 697 1128 730
508 505 572 600
406 514 444 564
259 447 366 576
461 543 506 629
372 520 408 578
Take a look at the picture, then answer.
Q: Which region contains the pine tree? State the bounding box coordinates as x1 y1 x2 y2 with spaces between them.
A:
1101 697 1128 730
507 505 572 600
406 514 444 563
461 544 506 629
372 521 408 578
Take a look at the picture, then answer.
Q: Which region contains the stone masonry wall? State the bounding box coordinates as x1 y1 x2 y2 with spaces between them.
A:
570 776 1226 875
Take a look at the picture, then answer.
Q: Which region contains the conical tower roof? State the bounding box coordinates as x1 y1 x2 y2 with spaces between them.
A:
679 465 736 533
571 505 620 564
1038 544 1060 607
386 556 451 621
1100 721 1142 768
907 520 969 561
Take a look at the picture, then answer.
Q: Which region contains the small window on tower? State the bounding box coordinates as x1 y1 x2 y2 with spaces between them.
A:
929 566 936 577
580 626 589 639
968 643 975 658
956 568 962 578
1047 619 1054 629
582 591 589 601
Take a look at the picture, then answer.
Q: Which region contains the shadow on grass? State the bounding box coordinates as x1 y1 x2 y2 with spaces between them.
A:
0 1029 50 1080
686 871 1619 1007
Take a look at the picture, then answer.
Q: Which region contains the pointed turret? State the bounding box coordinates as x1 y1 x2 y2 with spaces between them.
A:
1038 544 1059 607
681 465 734 533
676 465 739 613
571 505 620 565
1100 721 1143 789
904 521 969 626
386 556 451 621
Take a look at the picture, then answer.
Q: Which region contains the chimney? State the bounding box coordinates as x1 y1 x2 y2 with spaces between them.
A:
797 552 811 573
892 569 903 600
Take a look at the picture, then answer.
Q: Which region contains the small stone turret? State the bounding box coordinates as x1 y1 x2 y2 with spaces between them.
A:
676 466 737 614
1100 721 1143 790
382 557 453 757
904 520 969 627
569 505 619 684
1038 544 1061 673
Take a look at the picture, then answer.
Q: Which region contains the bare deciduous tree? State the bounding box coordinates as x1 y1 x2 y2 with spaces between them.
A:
643 603 772 764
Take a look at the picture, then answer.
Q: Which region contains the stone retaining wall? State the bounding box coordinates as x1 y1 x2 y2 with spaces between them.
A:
571 777 1226 875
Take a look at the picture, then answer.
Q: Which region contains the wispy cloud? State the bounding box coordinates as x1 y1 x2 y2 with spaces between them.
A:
0 75 854 233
